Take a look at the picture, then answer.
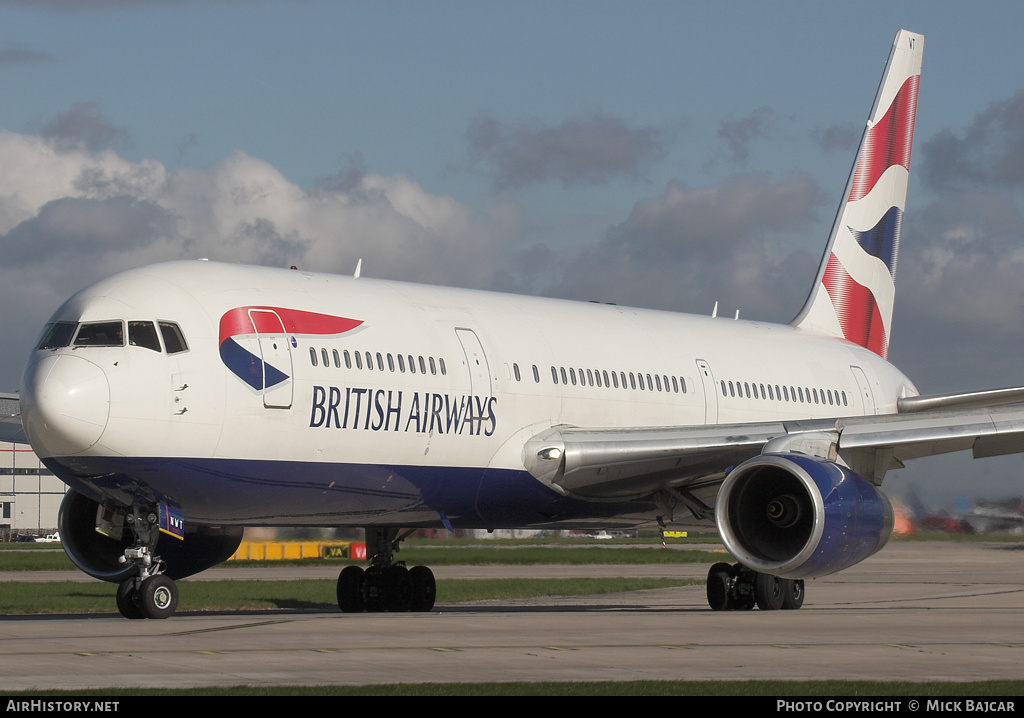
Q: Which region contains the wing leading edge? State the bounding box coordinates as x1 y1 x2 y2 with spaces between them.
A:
522 394 1024 510
0 394 25 444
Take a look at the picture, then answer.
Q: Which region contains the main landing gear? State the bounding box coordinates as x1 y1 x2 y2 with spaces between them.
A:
115 507 179 620
337 528 436 613
706 562 804 611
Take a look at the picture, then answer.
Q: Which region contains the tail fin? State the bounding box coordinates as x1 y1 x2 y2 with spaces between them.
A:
792 29 924 359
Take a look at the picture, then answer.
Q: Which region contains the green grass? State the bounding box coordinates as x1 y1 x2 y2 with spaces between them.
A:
0 577 701 614
0 550 77 571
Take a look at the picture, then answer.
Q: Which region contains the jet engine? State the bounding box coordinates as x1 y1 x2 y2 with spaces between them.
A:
58 489 244 583
715 453 894 579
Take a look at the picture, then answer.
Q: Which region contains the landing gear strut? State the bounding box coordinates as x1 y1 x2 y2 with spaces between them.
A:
706 562 804 611
336 528 436 613
114 506 179 620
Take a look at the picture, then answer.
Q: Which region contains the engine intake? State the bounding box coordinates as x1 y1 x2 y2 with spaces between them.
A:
58 489 244 583
715 453 893 579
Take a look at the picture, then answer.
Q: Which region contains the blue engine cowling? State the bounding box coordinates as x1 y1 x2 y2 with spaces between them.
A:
58 489 244 583
715 453 894 579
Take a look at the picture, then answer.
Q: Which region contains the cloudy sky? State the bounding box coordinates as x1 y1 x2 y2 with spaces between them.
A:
2 0 1024 509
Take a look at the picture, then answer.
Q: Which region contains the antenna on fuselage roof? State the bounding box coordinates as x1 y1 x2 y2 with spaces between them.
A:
711 301 718 318
354 258 362 279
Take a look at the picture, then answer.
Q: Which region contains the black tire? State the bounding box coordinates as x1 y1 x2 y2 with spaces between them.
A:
337 565 366 613
734 594 756 610
384 565 413 612
137 575 178 620
781 578 805 610
409 565 436 612
754 572 785 610
706 562 732 611
363 570 386 612
116 579 144 620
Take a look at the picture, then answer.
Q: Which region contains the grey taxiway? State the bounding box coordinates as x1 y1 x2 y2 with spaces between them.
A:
1 540 1022 690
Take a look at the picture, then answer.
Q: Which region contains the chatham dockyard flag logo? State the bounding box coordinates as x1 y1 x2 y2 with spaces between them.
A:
219 307 362 390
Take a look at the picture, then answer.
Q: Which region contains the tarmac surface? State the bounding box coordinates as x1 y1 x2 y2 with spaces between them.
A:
1 540 1022 690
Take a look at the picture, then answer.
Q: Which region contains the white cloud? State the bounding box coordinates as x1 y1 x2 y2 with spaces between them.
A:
0 130 521 387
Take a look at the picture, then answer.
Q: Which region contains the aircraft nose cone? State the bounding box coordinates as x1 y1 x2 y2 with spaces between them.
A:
21 354 110 456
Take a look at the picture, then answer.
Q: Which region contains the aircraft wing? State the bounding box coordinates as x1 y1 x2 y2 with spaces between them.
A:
522 390 1024 506
0 395 26 444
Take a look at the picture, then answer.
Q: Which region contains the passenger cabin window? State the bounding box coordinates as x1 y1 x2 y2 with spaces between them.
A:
37 322 76 350
159 322 188 354
128 322 161 352
74 321 124 347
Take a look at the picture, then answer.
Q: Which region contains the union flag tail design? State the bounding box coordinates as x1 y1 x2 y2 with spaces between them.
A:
792 30 923 359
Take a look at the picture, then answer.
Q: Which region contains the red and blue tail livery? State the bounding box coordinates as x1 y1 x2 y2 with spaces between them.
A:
793 30 923 359
219 306 362 390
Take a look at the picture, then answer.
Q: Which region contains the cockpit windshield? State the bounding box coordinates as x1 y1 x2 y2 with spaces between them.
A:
36 319 189 354
159 322 189 354
73 321 124 347
36 322 77 350
128 321 161 352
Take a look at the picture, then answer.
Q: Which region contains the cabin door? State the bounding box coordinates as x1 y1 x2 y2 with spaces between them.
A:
249 309 294 409
695 359 719 424
455 328 492 398
850 366 876 415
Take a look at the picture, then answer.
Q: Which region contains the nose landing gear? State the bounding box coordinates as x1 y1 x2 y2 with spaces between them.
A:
115 507 179 620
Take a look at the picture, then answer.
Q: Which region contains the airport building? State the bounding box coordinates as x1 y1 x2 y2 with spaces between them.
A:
0 393 65 539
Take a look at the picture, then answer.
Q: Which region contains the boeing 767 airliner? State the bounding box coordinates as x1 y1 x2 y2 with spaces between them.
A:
16 30 1024 619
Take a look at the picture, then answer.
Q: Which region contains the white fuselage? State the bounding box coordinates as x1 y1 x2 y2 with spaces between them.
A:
20 260 916 529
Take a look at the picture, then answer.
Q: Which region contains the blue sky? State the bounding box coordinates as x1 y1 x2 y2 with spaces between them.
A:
2 1 1024 508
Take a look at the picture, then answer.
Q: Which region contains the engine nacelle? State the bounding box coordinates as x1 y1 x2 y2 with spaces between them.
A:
715 453 894 579
58 489 244 583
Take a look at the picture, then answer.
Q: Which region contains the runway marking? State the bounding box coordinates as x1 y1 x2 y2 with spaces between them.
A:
167 619 293 636
827 586 1024 606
